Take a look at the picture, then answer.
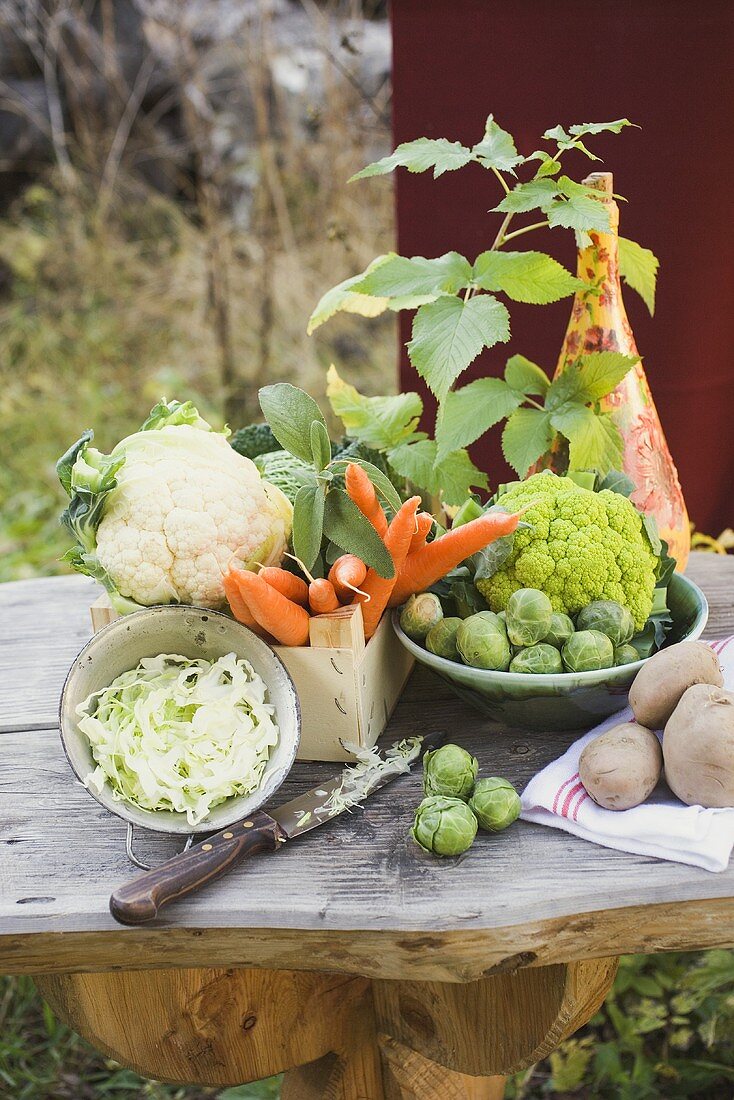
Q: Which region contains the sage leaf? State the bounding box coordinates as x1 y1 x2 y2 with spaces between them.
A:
473 250 582 304
323 489 394 578
408 295 510 401
292 483 325 572
436 377 522 459
259 384 328 465
310 420 332 472
329 457 402 515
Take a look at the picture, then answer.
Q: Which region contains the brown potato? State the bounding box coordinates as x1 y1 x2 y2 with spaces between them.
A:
628 641 723 729
579 721 663 811
663 683 734 807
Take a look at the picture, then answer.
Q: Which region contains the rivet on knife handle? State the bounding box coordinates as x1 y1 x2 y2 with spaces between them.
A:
109 810 286 925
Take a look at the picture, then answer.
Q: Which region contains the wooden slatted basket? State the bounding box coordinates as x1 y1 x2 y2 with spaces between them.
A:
90 597 414 762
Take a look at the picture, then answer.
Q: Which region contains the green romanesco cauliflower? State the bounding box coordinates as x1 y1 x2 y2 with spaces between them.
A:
476 472 657 630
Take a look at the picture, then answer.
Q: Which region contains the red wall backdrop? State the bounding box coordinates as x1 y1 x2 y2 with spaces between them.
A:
390 0 734 534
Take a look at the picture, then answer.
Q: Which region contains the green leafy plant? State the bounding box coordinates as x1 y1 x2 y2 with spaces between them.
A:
310 116 660 489
258 382 402 576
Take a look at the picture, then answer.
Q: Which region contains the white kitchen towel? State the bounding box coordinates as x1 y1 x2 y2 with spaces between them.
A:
520 636 734 872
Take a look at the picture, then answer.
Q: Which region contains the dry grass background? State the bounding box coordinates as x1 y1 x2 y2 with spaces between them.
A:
0 0 395 582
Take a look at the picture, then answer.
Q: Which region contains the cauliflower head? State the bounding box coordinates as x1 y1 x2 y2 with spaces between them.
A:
476 472 657 630
58 401 292 612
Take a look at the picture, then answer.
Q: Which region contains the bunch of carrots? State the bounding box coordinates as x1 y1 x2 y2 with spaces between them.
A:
224 464 521 647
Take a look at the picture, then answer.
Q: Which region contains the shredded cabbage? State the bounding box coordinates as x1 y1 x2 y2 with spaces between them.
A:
76 652 279 826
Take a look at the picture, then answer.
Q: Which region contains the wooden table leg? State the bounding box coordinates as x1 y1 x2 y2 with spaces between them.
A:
373 956 618 1079
34 957 617 1096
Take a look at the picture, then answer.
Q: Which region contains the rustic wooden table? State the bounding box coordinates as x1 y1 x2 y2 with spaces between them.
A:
2 555 734 1099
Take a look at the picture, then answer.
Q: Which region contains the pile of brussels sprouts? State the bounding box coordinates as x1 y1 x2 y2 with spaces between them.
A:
399 589 641 675
411 743 521 857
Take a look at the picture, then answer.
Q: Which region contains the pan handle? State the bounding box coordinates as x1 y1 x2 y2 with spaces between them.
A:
111 810 286 924
125 822 194 871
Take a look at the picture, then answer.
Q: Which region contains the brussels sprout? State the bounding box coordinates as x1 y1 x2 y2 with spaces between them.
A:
423 743 478 800
562 629 615 672
505 588 553 646
543 612 575 650
614 643 640 667
509 643 563 675
456 612 511 671
400 592 443 641
469 777 521 832
426 617 462 660
576 600 635 646
411 795 478 856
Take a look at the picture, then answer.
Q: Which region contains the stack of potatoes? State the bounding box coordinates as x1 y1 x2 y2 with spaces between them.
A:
580 641 733 811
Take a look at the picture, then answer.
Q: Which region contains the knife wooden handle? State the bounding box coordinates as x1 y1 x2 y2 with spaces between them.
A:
110 810 286 925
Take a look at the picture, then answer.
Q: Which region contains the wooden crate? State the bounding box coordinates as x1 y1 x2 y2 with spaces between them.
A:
90 597 414 762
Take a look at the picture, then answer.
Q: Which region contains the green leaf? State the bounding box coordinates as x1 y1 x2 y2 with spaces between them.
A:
545 352 639 409
322 489 395 577
349 138 474 181
501 408 555 476
618 236 659 315
408 294 511 400
259 383 328 464
597 468 636 497
504 354 550 396
436 377 522 459
548 181 611 242
310 420 331 471
307 255 435 334
550 405 624 473
352 252 472 299
388 440 488 506
472 250 582 304
492 178 558 215
569 119 634 138
326 364 422 450
56 428 93 496
471 115 523 172
292 483 325 572
329 457 403 515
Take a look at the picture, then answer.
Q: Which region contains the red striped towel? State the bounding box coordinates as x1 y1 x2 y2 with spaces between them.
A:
520 637 734 872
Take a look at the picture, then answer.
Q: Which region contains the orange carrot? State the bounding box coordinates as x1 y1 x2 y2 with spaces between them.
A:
356 496 420 639
409 511 433 554
309 578 339 615
328 554 368 602
223 569 264 634
230 569 310 646
388 510 522 608
345 462 388 537
258 566 309 607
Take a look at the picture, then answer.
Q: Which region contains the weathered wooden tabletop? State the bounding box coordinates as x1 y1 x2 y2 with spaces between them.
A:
2 555 733 983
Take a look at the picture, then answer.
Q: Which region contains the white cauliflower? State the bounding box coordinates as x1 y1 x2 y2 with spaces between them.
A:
58 401 293 613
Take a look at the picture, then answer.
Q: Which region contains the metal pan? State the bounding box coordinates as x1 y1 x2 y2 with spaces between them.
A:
59 605 301 865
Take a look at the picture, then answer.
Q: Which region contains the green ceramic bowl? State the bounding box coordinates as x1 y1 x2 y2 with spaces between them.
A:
393 573 708 731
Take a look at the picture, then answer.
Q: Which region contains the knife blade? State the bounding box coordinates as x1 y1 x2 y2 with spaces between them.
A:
110 730 446 925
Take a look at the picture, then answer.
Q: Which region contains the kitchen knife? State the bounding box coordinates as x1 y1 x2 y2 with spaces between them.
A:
110 730 446 925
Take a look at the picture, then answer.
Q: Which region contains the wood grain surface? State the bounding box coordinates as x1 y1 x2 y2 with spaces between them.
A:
2 556 734 979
